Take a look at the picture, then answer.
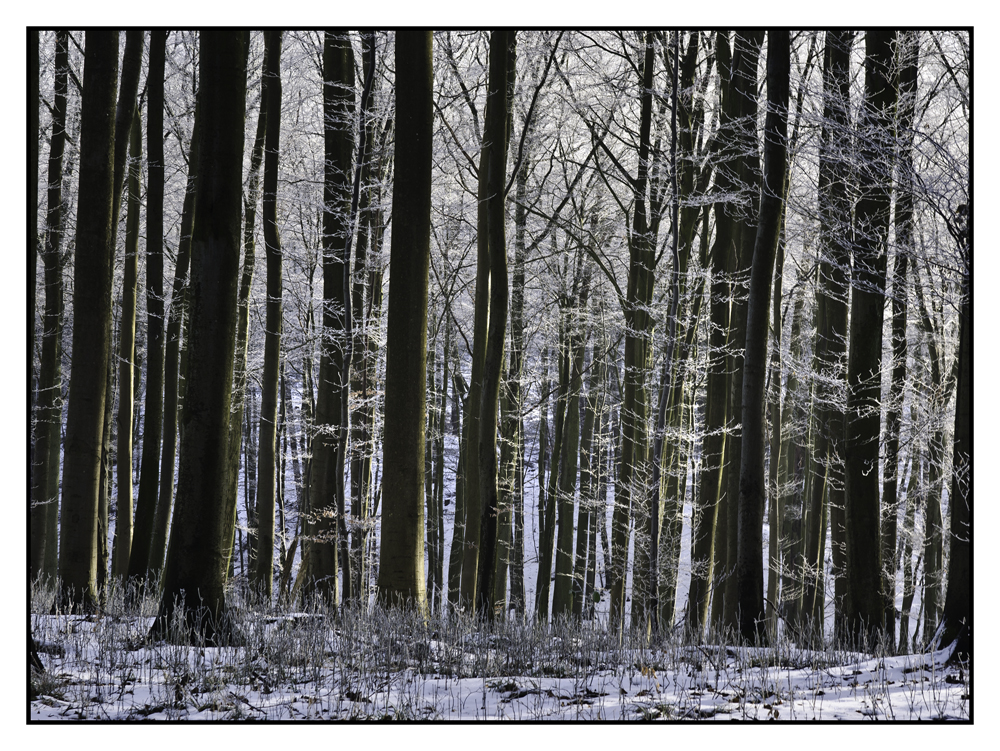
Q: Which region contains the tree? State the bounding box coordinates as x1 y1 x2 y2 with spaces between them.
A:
459 29 515 618
141 105 200 583
111 104 142 579
716 29 763 633
881 30 917 642
306 30 355 602
735 28 789 643
687 31 740 638
800 30 854 639
57 29 119 610
941 210 969 662
31 30 68 583
29 27 39 578
844 29 897 649
377 29 433 612
131 29 167 587
153 29 247 642
252 29 284 600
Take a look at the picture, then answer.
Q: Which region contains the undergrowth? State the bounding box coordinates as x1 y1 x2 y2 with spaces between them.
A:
28 578 969 721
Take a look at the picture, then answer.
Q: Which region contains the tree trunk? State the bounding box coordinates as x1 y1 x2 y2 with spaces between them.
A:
349 33 386 603
31 30 68 583
140 109 199 583
609 31 656 634
941 255 969 661
736 29 789 644
152 29 246 643
132 30 167 589
844 29 897 649
717 30 763 634
252 30 284 601
112 107 142 579
881 32 917 643
57 29 119 610
224 31 270 580
377 29 432 613
307 31 355 603
553 262 591 618
475 30 516 620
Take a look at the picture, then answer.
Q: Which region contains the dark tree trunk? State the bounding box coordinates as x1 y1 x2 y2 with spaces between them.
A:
225 32 270 580
736 29 789 644
308 31 355 603
112 107 142 579
844 29 897 650
377 29 432 612
252 30 284 600
57 29 119 610
686 35 736 637
609 31 656 634
718 29 763 633
31 30 68 583
153 29 247 643
140 109 199 584
881 32 917 643
132 30 167 589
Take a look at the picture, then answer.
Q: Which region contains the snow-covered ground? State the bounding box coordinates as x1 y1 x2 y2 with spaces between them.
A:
29 609 968 721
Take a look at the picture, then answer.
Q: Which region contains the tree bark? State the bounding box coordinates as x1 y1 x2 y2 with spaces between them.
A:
941 244 970 661
57 29 119 610
881 32 917 643
844 29 897 649
609 31 656 634
225 32 270 580
132 30 167 588
307 31 355 602
736 29 789 643
718 29 763 633
377 29 432 613
252 30 284 600
140 108 199 583
31 30 68 583
153 29 246 643
111 108 142 578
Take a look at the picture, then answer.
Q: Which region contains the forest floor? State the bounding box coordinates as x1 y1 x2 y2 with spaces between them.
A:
29 597 969 722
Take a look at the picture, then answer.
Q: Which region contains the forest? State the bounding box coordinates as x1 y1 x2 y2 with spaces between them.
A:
28 29 970 720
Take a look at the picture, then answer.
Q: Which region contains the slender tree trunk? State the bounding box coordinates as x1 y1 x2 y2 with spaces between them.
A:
537 324 568 621
718 30 763 633
475 30 516 620
225 32 270 580
153 29 247 643
141 109 199 583
736 29 789 643
31 30 68 583
308 31 355 602
844 29 897 649
941 253 970 661
898 450 919 653
705 30 741 634
112 108 142 579
29 32 38 569
610 31 656 634
553 264 590 618
507 153 529 616
881 32 917 643
132 30 167 589
349 33 385 603
57 30 119 610
377 29 432 612
252 30 284 600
